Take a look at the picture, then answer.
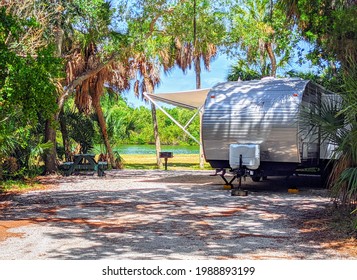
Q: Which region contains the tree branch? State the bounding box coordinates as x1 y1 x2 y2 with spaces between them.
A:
58 53 118 112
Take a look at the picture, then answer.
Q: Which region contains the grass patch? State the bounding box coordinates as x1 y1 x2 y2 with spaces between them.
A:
0 179 45 193
328 206 357 237
121 154 212 170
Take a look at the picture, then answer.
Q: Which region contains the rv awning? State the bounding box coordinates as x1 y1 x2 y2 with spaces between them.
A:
146 88 211 110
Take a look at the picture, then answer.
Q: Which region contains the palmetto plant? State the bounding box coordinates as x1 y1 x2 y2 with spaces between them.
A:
27 141 53 176
327 118 357 205
0 118 54 178
0 133 17 180
330 61 357 205
64 110 96 154
0 133 16 162
300 77 357 206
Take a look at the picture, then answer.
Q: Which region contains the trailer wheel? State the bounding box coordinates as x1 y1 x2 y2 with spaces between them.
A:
252 176 261 182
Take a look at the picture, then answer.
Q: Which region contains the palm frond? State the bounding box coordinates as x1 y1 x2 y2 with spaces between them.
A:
299 93 345 146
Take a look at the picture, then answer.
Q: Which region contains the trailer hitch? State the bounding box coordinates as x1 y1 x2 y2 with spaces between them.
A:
231 155 249 196
213 155 249 196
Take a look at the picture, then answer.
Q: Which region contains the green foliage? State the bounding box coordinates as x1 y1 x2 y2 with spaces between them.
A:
0 48 61 122
279 0 357 69
112 147 124 169
340 57 357 123
27 141 53 176
0 8 63 178
278 0 357 231
334 167 357 199
156 106 200 145
98 94 200 146
0 119 53 179
227 62 262 81
103 94 138 143
285 68 344 93
64 110 96 153
165 0 226 50
299 66 357 206
0 179 41 193
329 64 357 204
225 0 298 76
61 93 200 160
69 0 115 49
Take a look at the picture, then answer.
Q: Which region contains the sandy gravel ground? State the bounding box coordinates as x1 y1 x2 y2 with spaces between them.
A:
0 169 356 260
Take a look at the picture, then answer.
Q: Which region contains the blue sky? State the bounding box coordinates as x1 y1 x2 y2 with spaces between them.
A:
122 40 316 108
156 54 234 92
122 54 235 107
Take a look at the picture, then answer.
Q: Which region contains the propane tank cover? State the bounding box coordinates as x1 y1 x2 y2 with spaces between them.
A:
229 144 260 170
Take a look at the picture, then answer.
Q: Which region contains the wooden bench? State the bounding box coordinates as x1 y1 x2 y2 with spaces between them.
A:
60 162 74 171
97 161 108 176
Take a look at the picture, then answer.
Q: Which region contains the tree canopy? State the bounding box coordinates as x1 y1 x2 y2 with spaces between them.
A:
225 0 299 77
0 0 356 192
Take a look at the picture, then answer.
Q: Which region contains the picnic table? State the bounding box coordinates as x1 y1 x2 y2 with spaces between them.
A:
61 154 107 176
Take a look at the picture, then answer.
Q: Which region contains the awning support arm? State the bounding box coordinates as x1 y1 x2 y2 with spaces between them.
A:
143 92 201 145
184 105 202 129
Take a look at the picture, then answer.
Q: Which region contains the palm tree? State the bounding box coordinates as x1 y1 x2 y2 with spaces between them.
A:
171 0 221 88
165 0 223 168
120 1 184 168
131 54 163 167
54 1 136 169
65 40 133 168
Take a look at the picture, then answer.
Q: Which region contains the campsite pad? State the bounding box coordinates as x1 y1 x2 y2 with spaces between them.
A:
0 170 356 259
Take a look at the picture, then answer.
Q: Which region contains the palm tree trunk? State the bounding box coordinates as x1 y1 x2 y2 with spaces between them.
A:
59 109 71 161
143 71 162 168
193 0 204 169
151 103 162 168
44 13 64 173
92 95 116 169
265 42 277 77
258 39 266 76
194 56 201 89
194 56 204 169
44 118 58 173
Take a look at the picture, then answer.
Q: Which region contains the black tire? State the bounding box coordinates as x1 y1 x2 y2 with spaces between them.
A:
252 176 261 182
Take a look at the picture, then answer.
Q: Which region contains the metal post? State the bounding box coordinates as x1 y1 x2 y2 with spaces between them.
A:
164 158 168 170
238 154 242 188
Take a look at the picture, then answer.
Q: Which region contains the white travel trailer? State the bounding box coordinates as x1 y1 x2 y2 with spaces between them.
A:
145 78 339 184
201 78 339 182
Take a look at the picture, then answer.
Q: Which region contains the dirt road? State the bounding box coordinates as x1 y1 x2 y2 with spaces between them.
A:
0 170 356 259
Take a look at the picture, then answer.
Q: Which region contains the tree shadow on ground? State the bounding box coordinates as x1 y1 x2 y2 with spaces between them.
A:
0 171 353 260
